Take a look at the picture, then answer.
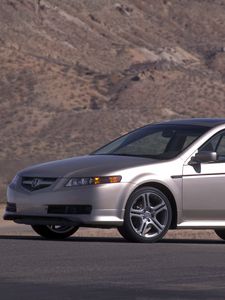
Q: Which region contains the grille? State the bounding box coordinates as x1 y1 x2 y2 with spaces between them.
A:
21 177 57 191
48 205 92 215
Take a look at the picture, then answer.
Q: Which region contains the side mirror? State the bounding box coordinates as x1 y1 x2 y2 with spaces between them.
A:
189 151 217 165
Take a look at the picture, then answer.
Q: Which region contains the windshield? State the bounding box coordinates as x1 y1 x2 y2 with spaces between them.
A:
92 124 210 160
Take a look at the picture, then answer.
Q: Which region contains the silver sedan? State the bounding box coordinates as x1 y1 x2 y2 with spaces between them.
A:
4 118 225 242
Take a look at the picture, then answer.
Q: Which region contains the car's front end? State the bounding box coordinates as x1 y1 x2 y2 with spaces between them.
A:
5 175 129 227
4 155 151 228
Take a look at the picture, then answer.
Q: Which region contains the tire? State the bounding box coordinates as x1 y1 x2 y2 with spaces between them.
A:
118 187 172 243
214 229 225 241
32 225 79 239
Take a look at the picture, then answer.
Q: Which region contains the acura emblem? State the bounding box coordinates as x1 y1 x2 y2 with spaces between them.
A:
31 178 41 188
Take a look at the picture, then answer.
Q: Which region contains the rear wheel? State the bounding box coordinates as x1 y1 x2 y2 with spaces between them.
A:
118 187 172 243
214 229 225 241
32 225 79 239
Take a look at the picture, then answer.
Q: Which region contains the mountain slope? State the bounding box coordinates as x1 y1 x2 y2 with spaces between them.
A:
0 0 225 201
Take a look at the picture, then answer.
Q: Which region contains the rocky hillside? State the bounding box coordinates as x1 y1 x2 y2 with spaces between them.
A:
0 0 225 201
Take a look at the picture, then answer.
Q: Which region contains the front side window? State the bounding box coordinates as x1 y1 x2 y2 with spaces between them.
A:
199 131 225 161
217 136 225 159
93 124 209 160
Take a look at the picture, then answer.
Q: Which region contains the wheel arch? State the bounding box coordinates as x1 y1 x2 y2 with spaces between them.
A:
131 182 177 229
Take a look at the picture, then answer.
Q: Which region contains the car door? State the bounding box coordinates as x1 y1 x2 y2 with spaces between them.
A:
182 131 225 222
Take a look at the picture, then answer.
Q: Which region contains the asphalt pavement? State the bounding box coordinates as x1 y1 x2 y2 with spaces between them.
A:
0 230 225 300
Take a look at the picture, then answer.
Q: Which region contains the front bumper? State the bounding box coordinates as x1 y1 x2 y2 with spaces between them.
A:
4 182 134 227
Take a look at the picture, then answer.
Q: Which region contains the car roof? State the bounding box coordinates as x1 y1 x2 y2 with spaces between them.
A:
158 118 225 128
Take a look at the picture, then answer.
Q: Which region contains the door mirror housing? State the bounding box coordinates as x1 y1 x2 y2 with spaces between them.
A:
189 151 217 165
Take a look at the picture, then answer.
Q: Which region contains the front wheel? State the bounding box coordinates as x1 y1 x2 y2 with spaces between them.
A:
32 225 79 239
118 187 172 243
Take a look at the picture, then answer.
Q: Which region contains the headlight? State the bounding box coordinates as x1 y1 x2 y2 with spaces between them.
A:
65 176 122 187
10 174 20 187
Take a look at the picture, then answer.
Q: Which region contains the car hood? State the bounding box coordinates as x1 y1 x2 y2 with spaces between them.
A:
18 155 157 178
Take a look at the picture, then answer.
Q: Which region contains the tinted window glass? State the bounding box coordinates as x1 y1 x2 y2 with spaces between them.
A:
113 131 171 156
199 135 220 152
198 132 225 161
93 124 209 160
216 136 225 157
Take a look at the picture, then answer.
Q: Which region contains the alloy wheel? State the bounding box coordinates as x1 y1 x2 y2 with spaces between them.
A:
129 191 169 238
46 225 76 234
118 187 172 243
